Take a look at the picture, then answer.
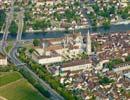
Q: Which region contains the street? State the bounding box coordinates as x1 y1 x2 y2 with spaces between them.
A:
9 45 64 100
0 1 64 100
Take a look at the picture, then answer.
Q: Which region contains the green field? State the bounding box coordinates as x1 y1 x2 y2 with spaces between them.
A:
0 72 22 86
0 72 46 100
0 72 9 76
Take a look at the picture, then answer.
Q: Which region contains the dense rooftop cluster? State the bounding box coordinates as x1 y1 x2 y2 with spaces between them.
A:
1 0 129 32
31 31 130 99
0 0 130 99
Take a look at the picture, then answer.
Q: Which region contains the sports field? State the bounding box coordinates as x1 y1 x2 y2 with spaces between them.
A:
0 72 46 100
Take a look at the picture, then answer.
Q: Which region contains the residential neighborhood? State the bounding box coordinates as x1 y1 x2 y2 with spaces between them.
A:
0 0 130 100
19 30 130 99
0 0 130 33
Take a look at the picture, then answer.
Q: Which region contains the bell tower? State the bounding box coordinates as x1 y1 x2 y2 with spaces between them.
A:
87 30 91 55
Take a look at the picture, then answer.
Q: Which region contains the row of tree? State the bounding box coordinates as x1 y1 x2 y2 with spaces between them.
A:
0 10 18 34
18 47 79 100
9 21 18 34
0 65 17 72
32 19 51 30
0 10 6 31
99 76 114 85
20 68 51 98
104 55 130 70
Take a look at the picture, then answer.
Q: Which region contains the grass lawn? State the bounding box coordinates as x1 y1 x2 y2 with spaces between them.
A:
0 72 46 100
5 45 13 53
0 72 9 76
0 72 22 86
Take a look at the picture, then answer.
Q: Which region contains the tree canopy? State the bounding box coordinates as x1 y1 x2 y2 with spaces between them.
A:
0 10 6 30
33 39 41 46
9 21 18 34
125 55 130 62
99 76 114 85
32 19 51 30
105 58 124 70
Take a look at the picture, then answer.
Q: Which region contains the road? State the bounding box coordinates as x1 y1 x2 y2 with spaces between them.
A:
1 0 14 43
0 1 64 99
0 0 14 54
16 8 24 41
9 45 64 100
7 7 64 100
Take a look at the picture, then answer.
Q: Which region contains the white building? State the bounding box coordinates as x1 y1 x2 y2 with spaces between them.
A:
33 33 86 65
113 62 130 72
0 54 7 66
124 72 130 81
96 59 109 70
35 0 61 6
33 53 62 65
60 59 92 76
120 0 128 7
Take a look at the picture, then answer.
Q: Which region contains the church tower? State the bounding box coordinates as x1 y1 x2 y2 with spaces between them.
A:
87 30 91 55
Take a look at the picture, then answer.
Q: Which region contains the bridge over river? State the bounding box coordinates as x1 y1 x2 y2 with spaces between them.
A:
0 23 130 40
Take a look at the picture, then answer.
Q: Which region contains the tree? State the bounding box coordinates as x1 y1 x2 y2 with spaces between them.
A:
29 48 35 54
102 19 110 30
105 58 124 70
110 58 124 65
125 55 130 62
99 10 110 18
92 3 99 13
53 12 62 21
99 76 114 85
90 95 96 100
33 39 41 46
0 10 6 30
24 11 32 22
106 63 113 70
119 87 126 95
80 52 88 59
28 0 32 5
92 26 97 31
9 21 18 34
109 5 115 14
18 48 78 100
35 83 51 98
65 9 77 22
120 8 129 19
28 48 35 58
74 1 80 7
121 11 129 19
32 19 51 30
91 41 99 52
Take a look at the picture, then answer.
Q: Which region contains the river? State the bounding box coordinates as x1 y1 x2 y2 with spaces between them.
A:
0 23 130 40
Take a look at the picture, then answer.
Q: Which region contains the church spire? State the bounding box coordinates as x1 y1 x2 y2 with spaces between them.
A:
87 30 91 55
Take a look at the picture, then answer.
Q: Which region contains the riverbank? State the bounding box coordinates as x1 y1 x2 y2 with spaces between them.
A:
0 20 130 34
23 20 130 34
0 23 130 40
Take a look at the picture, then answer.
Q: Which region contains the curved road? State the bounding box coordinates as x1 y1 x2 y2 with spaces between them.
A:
0 0 14 54
0 2 64 99
9 45 64 100
7 7 64 100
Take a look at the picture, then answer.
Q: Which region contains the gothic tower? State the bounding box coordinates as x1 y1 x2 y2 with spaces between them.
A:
87 30 91 55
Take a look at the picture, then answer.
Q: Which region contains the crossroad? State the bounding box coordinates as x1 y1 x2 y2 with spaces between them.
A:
0 1 64 100
0 0 14 55
1 0 14 43
9 45 64 100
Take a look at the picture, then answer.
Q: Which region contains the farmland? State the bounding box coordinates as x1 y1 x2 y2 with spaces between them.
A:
0 72 46 100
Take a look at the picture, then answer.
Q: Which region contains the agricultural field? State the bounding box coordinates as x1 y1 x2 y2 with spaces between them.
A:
0 72 46 100
0 72 22 86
